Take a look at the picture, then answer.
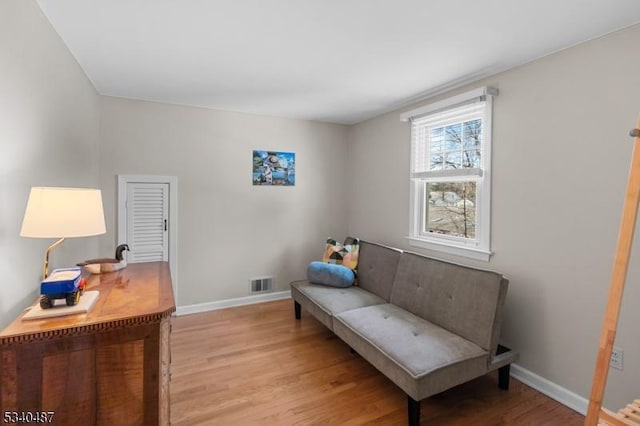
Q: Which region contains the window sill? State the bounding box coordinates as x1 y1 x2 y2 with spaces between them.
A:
406 236 492 262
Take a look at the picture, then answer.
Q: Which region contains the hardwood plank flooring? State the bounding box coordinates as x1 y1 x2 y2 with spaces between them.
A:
170 299 584 425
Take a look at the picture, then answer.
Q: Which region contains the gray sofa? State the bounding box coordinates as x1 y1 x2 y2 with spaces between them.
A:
291 240 518 425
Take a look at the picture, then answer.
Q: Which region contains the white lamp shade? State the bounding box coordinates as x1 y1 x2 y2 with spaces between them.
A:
20 187 106 238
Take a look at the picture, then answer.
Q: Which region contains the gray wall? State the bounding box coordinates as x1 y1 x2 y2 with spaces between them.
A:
347 24 640 410
98 97 349 306
0 1 100 329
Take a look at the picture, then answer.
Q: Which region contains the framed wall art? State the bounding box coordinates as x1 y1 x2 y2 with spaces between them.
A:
252 150 295 186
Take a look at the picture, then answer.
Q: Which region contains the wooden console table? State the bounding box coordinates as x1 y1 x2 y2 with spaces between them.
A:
0 262 175 425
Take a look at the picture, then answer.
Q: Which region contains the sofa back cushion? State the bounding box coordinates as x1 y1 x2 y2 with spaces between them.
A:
357 241 402 301
390 252 508 353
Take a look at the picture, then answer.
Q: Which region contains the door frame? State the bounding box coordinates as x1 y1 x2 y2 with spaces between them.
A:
117 174 178 300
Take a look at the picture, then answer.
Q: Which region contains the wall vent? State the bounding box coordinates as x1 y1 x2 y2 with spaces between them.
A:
250 277 273 293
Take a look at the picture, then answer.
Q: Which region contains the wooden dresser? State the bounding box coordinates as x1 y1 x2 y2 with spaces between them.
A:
0 262 175 425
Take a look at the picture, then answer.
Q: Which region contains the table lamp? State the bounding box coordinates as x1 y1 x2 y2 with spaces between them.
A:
20 187 106 280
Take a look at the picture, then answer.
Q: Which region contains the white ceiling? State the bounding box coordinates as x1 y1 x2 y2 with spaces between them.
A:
37 0 640 125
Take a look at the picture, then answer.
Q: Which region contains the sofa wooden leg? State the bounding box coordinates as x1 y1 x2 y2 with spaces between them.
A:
294 301 301 319
408 396 421 426
498 364 511 390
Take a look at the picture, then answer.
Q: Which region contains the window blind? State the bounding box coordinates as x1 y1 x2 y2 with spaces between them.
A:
410 100 487 178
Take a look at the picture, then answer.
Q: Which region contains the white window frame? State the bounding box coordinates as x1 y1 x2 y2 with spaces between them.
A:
401 87 497 262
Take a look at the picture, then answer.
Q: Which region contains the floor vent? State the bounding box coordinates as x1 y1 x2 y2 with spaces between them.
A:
250 277 273 293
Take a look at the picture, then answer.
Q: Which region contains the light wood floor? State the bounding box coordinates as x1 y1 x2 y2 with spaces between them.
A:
170 299 584 425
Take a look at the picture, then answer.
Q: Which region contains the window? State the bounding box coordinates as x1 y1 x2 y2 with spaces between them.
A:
401 87 496 261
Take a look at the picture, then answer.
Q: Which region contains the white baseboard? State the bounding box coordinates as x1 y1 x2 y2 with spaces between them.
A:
175 290 292 316
511 364 588 415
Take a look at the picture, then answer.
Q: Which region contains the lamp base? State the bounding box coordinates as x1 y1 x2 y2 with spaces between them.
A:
43 237 65 279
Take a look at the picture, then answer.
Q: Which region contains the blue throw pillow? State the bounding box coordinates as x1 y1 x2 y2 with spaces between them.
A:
307 261 355 288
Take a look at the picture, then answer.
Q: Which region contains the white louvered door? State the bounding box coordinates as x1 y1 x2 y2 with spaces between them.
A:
126 182 169 263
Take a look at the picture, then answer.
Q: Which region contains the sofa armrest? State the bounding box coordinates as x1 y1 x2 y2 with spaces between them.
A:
489 344 519 371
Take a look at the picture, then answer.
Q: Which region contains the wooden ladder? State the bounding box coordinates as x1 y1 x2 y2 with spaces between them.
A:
585 116 640 426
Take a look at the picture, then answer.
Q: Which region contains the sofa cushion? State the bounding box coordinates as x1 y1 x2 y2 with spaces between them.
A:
290 280 386 330
390 252 508 353
307 261 355 288
322 237 360 270
356 241 402 301
334 303 488 400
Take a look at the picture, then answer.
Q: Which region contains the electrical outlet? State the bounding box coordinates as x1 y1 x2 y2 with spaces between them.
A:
610 347 624 370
